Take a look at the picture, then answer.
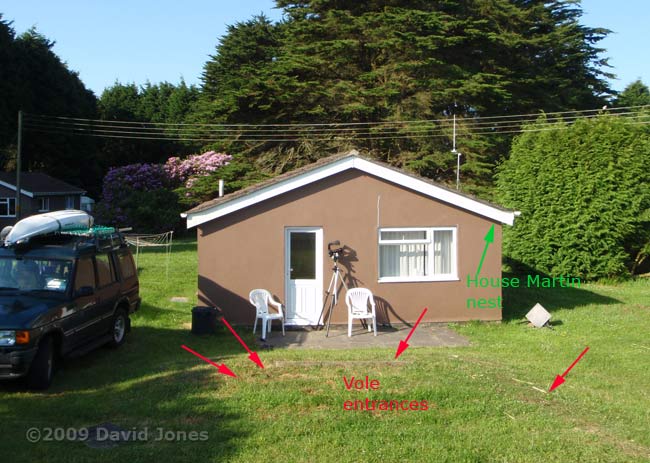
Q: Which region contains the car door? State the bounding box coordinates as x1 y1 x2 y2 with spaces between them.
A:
92 252 120 335
116 249 138 309
69 256 99 346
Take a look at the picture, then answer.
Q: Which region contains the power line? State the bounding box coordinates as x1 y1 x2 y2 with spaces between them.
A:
24 104 649 128
24 119 648 143
21 106 650 143
23 109 648 135
24 111 649 135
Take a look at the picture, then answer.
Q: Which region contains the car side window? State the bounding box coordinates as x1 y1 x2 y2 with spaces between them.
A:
95 253 116 287
74 257 95 291
117 251 136 279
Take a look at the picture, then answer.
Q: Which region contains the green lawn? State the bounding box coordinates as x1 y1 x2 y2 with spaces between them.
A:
1 239 649 462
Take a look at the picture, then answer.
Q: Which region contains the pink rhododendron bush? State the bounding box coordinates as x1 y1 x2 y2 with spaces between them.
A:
95 151 231 232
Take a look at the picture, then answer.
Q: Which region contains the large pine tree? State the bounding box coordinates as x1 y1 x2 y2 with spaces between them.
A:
198 0 613 193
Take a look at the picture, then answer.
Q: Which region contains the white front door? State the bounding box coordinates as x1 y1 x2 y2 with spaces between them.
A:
285 227 322 325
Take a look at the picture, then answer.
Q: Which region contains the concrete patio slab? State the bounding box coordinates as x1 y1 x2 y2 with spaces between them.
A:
255 324 470 349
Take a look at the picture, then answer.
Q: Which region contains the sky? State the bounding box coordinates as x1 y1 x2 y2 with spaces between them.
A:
2 0 648 97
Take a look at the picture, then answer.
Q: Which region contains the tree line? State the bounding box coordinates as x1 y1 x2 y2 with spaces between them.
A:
0 2 628 197
1 3 649 277
0 14 199 197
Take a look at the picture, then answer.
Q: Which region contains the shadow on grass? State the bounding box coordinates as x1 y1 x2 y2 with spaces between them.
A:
0 320 248 460
502 259 620 320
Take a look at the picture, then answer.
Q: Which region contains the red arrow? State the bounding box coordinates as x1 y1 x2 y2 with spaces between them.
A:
395 307 428 359
181 345 236 377
221 318 265 368
549 346 589 392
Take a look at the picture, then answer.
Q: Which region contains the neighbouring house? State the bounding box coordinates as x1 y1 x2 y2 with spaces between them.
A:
0 172 86 229
182 151 517 326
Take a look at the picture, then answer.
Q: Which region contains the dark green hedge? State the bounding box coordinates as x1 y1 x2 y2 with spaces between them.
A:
497 114 650 279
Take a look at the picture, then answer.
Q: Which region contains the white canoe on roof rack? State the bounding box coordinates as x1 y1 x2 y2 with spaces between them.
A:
3 210 94 246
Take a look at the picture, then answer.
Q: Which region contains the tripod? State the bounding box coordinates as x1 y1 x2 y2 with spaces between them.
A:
317 254 348 337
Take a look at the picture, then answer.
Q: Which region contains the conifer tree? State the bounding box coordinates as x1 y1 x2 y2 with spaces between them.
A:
198 1 613 191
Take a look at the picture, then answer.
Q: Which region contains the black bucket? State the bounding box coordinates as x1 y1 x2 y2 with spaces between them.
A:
191 306 219 334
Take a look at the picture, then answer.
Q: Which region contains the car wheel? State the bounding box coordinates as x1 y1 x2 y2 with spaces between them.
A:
108 309 128 348
26 336 54 390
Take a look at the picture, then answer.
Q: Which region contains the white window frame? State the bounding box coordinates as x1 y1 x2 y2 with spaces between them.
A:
65 195 75 209
378 227 458 283
38 197 50 212
0 197 16 217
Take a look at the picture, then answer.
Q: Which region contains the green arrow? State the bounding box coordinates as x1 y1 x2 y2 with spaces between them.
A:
475 225 495 278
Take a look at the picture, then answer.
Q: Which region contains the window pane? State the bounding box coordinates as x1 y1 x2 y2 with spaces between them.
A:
433 230 453 274
96 254 116 287
0 198 12 217
290 232 316 279
39 259 72 292
118 252 136 279
74 257 95 290
380 230 426 241
379 244 427 278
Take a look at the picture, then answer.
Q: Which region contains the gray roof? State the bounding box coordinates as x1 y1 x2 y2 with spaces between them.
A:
184 151 511 216
0 172 86 195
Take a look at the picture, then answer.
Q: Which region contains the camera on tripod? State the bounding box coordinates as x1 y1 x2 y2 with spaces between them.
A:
318 240 349 336
328 240 344 261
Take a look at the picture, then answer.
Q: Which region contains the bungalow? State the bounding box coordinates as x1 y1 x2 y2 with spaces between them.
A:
182 151 516 326
0 172 86 229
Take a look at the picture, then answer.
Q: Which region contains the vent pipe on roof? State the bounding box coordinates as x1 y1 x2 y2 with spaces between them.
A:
218 179 224 197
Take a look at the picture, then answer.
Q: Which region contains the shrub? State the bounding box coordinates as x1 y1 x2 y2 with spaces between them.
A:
121 189 184 233
497 114 650 279
96 152 235 232
164 151 231 185
95 163 171 230
174 155 269 206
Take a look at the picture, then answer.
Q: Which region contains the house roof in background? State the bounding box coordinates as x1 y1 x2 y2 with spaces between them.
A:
182 150 517 228
0 172 86 197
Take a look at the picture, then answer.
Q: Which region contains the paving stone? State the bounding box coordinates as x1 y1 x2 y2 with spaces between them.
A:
256 324 470 349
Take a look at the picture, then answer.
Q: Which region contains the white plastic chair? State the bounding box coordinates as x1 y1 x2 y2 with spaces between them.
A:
249 289 285 341
345 288 377 337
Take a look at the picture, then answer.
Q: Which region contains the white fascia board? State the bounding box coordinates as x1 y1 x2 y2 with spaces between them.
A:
351 157 516 225
0 180 34 198
186 157 354 228
186 155 516 228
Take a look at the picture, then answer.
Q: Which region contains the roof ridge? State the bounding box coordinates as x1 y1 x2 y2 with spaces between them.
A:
182 151 516 227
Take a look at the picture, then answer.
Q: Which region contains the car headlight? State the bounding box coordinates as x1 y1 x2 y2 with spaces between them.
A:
0 330 16 346
0 330 29 346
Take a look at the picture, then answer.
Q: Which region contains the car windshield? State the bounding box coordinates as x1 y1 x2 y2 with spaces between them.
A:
0 257 72 292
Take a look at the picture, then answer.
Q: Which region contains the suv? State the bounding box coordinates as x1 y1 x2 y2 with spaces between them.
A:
0 229 140 389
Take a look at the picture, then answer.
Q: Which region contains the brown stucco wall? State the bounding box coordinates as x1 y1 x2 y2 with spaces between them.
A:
197 170 503 325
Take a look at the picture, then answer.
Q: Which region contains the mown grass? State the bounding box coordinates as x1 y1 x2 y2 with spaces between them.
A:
1 239 649 462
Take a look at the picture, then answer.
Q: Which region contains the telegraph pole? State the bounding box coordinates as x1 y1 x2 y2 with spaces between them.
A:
15 110 23 220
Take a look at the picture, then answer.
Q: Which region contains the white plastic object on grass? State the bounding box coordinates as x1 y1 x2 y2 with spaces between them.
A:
525 303 551 328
